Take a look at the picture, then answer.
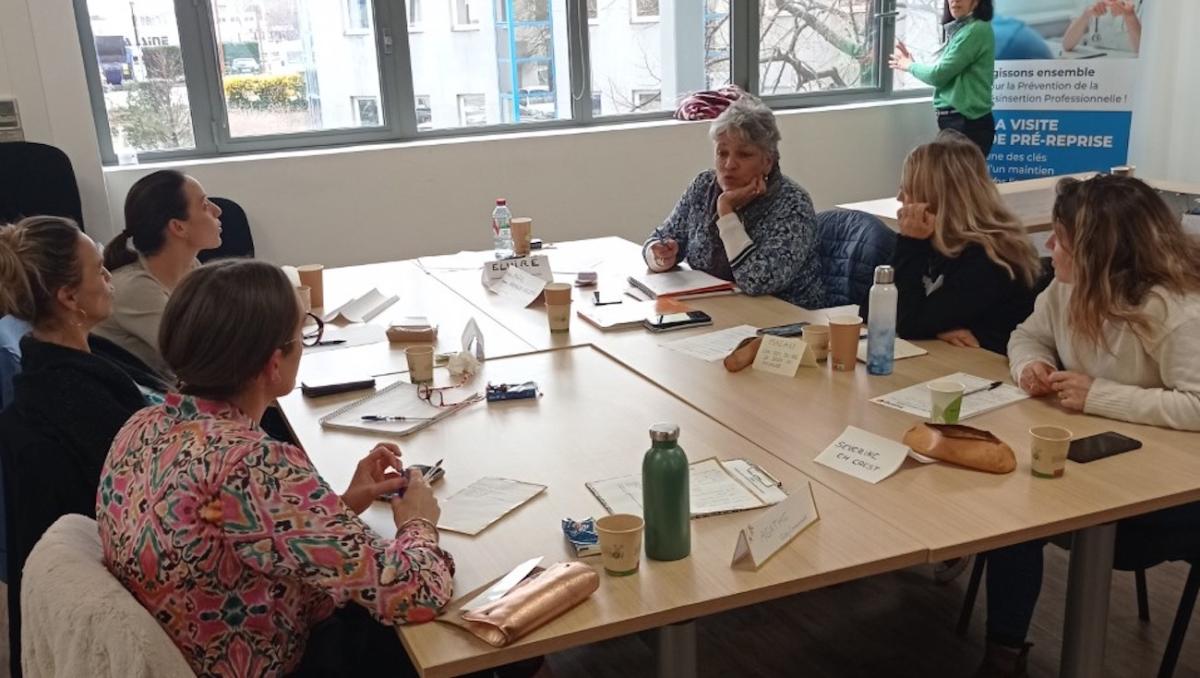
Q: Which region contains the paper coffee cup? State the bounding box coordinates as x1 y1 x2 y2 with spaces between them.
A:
802 324 831 362
511 217 533 257
547 302 571 333
297 264 325 309
596 514 644 576
928 380 965 424
828 315 862 371
543 282 572 305
406 346 435 384
1030 425 1072 478
296 285 312 313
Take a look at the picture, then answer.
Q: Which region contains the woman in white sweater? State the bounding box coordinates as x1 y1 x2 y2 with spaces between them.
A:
979 175 1200 677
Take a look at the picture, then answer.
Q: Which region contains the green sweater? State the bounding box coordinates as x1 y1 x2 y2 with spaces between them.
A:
909 18 995 120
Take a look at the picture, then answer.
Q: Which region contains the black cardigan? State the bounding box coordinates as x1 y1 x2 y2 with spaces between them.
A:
861 236 1038 355
1 334 166 678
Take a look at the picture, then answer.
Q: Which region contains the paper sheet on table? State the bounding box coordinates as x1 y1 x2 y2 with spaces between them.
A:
586 458 786 519
856 337 928 363
660 324 760 362
323 288 399 324
485 266 547 307
302 323 387 354
871 372 1029 420
438 477 547 536
417 250 491 271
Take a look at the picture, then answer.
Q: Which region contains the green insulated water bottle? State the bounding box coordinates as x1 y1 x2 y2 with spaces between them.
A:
642 422 690 561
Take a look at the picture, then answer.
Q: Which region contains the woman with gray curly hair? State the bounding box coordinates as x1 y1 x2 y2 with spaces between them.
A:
643 94 824 308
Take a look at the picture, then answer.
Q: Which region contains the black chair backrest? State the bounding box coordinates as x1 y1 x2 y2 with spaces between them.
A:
0 142 85 232
198 197 254 263
816 208 897 308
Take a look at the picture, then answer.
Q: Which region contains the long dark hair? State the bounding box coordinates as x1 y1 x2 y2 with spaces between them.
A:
103 169 189 271
0 216 84 326
161 259 301 400
943 0 993 24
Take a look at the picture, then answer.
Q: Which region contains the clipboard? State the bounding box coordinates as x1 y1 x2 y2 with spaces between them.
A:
585 457 786 519
319 381 482 436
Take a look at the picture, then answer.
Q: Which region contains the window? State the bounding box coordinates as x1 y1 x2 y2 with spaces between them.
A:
345 0 371 33
631 0 659 23
894 0 943 91
76 0 912 163
214 0 385 138
452 0 479 30
457 93 486 126
758 0 881 96
86 0 196 155
415 94 432 129
352 95 380 125
632 89 660 110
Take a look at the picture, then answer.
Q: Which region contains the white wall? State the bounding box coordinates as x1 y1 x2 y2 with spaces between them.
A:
0 0 112 237
103 99 936 268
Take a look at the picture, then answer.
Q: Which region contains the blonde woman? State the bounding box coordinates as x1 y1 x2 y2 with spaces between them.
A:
878 129 1042 355
980 175 1200 676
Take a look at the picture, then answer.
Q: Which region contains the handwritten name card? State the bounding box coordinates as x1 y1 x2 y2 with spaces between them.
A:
481 255 553 284
751 336 817 376
813 426 909 484
731 480 819 570
486 266 548 307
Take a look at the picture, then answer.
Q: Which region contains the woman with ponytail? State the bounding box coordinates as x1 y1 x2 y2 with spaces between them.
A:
96 170 222 377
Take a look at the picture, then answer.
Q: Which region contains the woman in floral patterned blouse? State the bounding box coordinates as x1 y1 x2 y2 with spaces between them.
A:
96 259 454 677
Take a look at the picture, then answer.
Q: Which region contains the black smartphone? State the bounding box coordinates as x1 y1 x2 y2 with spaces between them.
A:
757 321 809 337
300 378 376 398
1068 431 1142 463
643 311 713 333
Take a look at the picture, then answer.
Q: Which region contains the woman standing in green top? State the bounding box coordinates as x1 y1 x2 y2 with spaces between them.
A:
891 0 996 157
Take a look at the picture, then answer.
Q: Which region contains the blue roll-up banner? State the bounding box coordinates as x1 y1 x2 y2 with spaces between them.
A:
989 0 1145 180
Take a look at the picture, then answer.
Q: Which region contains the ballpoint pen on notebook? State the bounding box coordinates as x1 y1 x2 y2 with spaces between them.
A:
360 415 434 422
316 339 346 346
961 381 1003 398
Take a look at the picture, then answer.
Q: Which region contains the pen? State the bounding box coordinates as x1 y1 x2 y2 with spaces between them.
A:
315 339 346 346
423 458 444 479
962 381 1003 397
360 415 434 422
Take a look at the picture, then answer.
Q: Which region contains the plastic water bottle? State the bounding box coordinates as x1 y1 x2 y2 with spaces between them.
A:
867 265 897 376
492 199 513 259
642 422 690 561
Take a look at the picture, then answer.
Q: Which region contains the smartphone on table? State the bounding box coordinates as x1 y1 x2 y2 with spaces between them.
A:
1067 431 1142 463
643 311 713 333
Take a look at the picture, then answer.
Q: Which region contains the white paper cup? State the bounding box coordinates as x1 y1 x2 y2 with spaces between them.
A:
1030 425 1072 478
596 514 644 576
928 380 965 424
406 346 435 384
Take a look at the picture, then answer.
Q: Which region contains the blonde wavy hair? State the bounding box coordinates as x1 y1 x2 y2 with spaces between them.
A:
1053 174 1200 349
900 130 1041 289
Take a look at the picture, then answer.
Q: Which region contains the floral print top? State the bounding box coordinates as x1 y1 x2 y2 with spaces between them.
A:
96 393 455 677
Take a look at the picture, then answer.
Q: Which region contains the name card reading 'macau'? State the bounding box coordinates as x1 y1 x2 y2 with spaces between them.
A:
813 426 909 484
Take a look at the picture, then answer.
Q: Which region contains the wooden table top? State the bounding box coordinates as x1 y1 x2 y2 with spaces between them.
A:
596 324 1200 561
278 345 925 677
296 260 535 387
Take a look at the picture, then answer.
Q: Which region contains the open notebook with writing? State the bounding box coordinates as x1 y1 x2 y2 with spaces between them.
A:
586 458 787 519
319 381 482 436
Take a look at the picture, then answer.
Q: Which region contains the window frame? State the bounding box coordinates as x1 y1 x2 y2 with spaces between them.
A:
407 0 423 30
451 0 481 31
75 0 921 166
344 0 374 35
629 0 659 24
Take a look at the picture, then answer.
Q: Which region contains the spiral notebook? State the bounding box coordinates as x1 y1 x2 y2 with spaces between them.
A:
319 381 483 436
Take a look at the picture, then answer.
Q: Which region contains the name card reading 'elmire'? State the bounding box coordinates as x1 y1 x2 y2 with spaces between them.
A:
813 426 909 484
481 255 554 284
731 480 819 570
